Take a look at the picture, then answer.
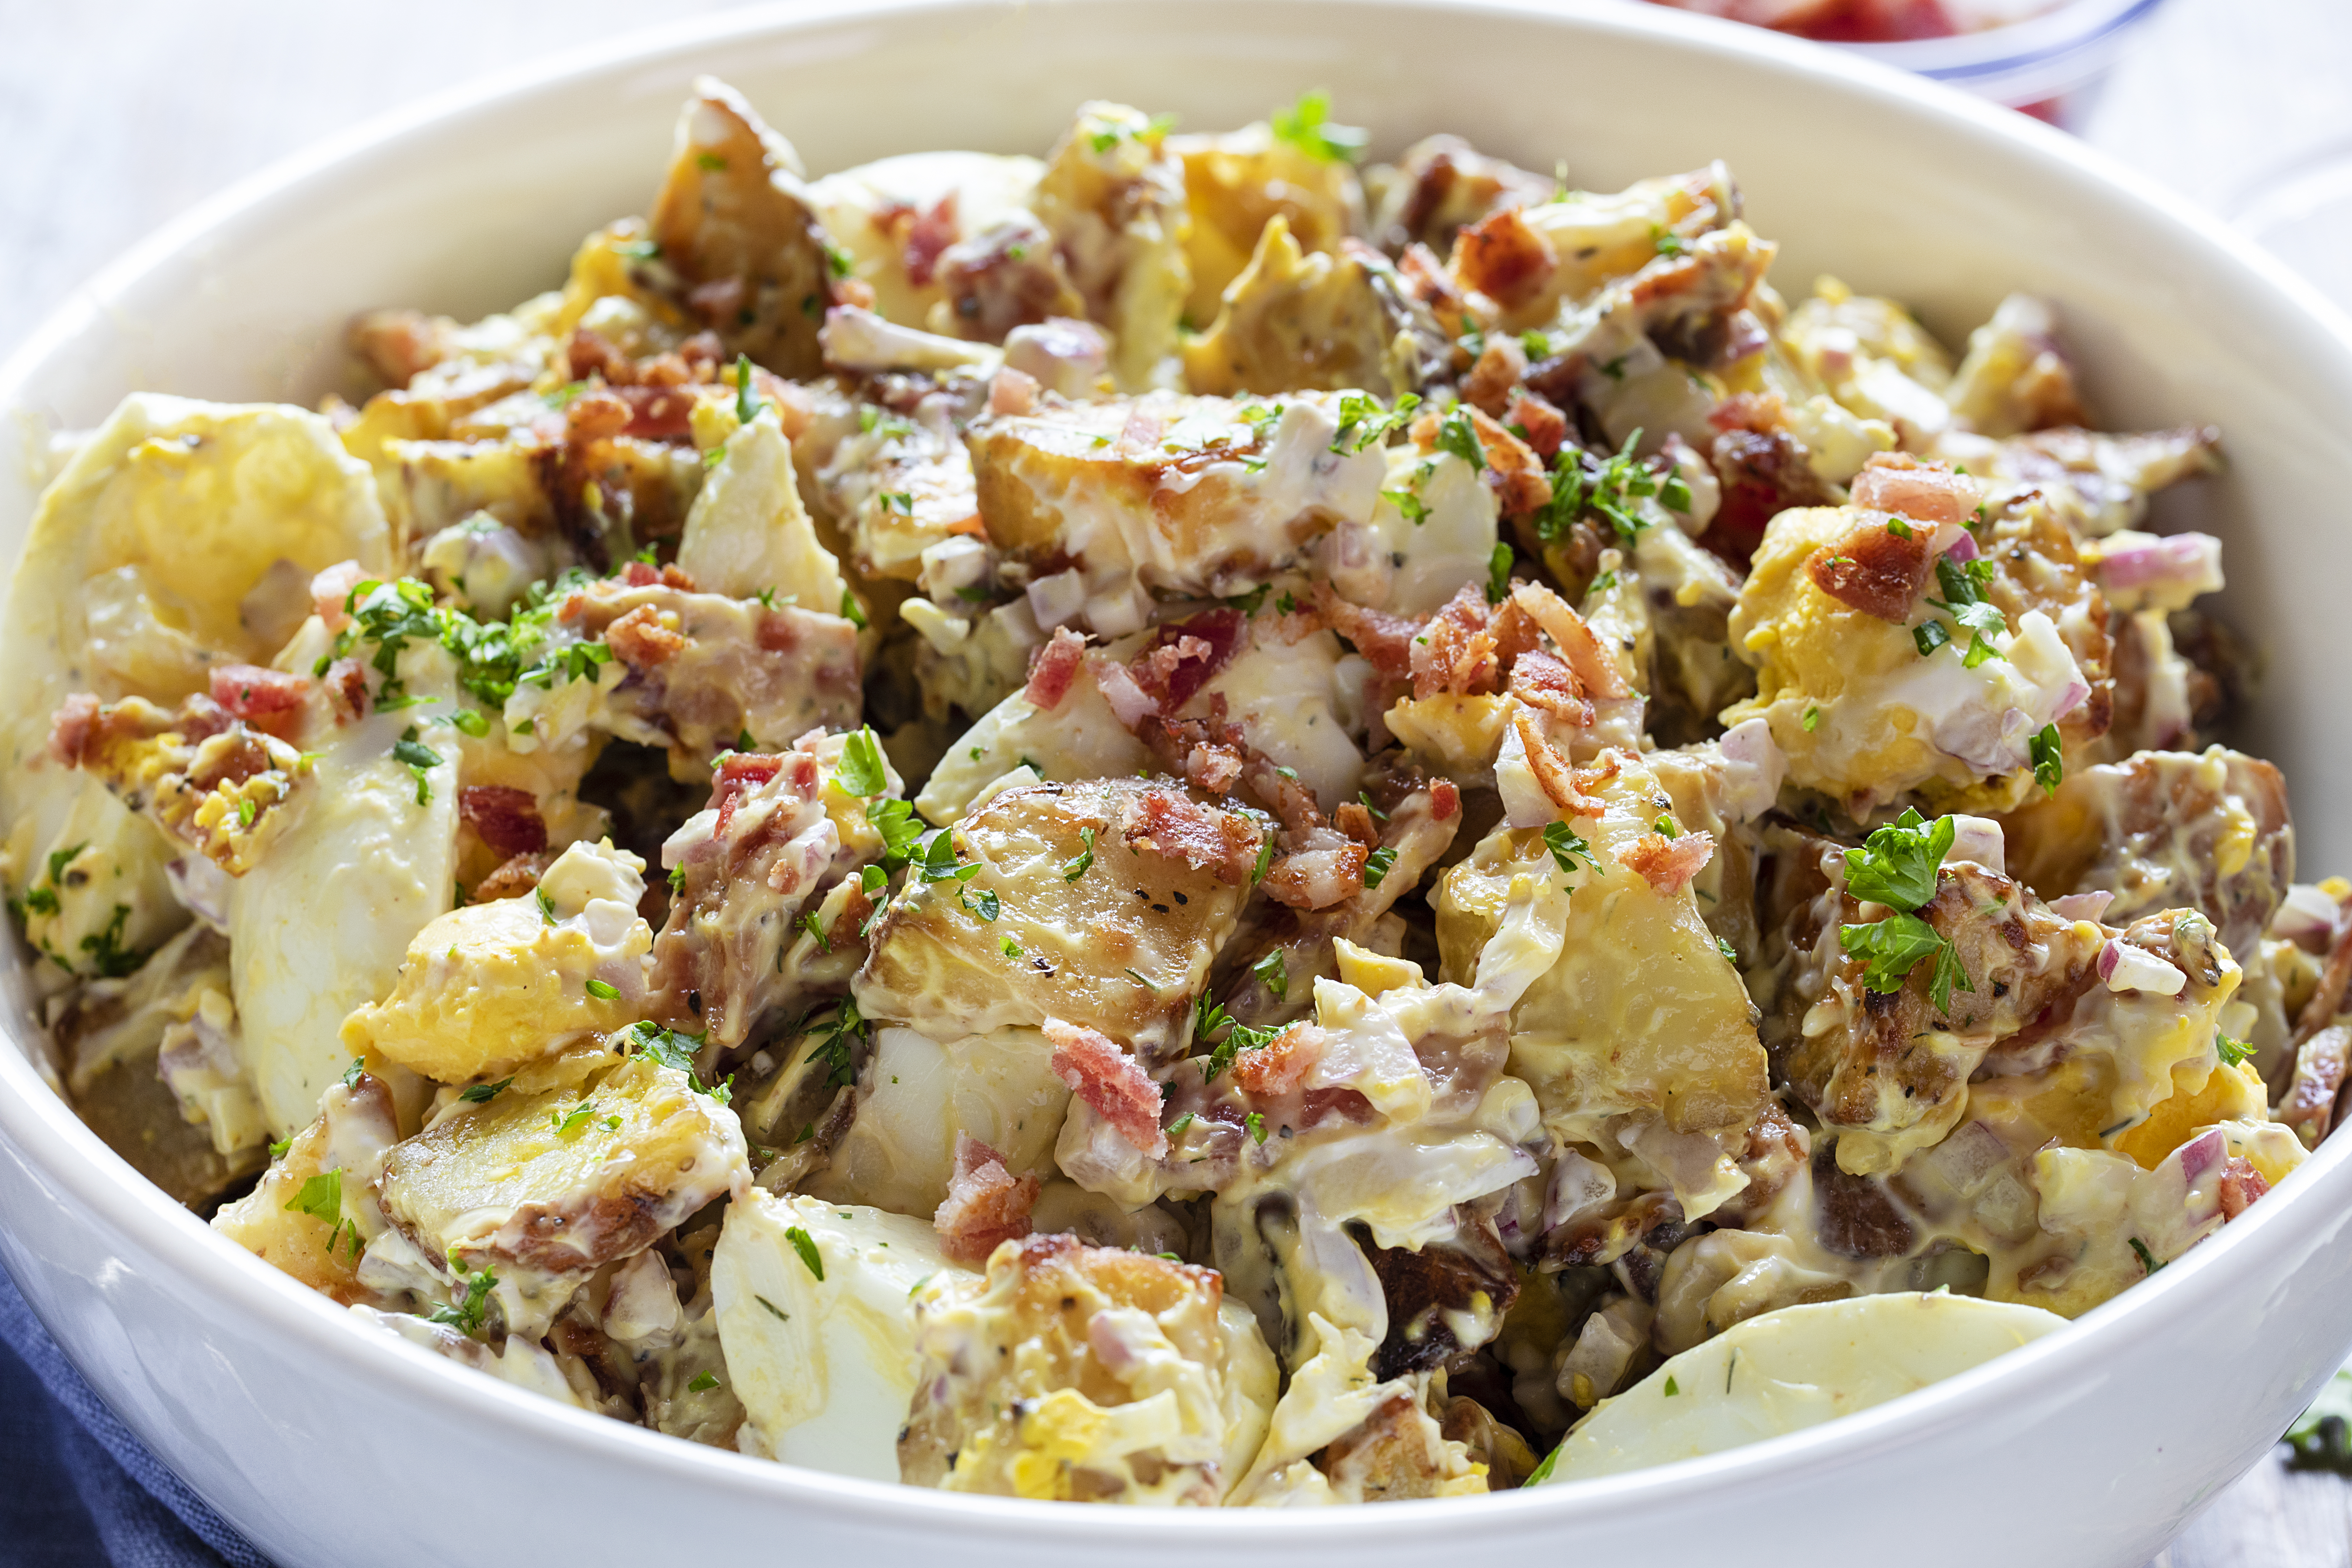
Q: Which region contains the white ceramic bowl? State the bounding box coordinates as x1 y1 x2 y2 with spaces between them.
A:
6 4 2352 1564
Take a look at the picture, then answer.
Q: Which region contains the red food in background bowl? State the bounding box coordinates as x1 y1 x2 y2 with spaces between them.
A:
1649 0 2167 121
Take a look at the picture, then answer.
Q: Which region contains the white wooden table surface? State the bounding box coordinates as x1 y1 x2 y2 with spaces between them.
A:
5 1 2348 1563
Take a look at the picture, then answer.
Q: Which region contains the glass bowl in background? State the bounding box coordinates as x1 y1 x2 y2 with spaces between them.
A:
1648 0 2169 122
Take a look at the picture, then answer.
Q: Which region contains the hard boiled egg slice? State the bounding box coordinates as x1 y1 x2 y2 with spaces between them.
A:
1539 1292 2066 1483
711 1190 979 1481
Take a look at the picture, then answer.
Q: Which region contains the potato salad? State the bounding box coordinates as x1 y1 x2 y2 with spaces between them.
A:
7 78 2332 1505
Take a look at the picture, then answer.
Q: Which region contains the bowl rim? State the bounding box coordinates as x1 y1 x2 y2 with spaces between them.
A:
1831 0 2163 77
4 0 2351 1537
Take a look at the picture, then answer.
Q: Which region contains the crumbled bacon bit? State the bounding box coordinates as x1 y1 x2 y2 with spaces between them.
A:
1849 451 1981 528
1024 626 1088 712
1710 425 1832 570
183 729 280 794
1044 1019 1168 1156
324 658 370 723
1309 582 1419 682
1138 635 1212 699
473 849 558 904
710 752 785 836
1186 742 1243 794
1504 388 1568 460
618 560 696 591
311 561 367 632
1512 711 1603 817
1262 839 1370 911
614 383 697 441
458 786 548 860
2218 1155 2269 1220
1709 391 1787 437
565 389 634 443
1470 407 1551 516
562 326 631 384
1117 789 1263 886
1397 241 1468 319
1129 608 1245 715
1621 830 1716 896
48 694 98 768
1461 336 1528 416
605 605 688 667
1334 800 1382 849
988 366 1038 418
1508 648 1592 726
933 1132 1039 1265
1430 778 1460 821
1510 582 1629 701
1807 516 1935 622
903 194 958 289
1241 752 1326 840
1233 1023 1330 1097
1451 207 1554 312
1410 582 1539 699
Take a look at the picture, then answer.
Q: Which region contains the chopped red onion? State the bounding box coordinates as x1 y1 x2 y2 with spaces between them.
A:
2274 883 2340 943
1946 814 2005 874
2050 890 2115 922
2099 532 2222 594
2176 1128 2224 1183
2101 938 2187 995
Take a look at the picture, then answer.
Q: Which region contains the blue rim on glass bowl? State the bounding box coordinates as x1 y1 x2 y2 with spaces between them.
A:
1826 0 2168 118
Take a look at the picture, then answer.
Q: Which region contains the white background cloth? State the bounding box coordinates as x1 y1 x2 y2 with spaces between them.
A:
1 0 2344 1561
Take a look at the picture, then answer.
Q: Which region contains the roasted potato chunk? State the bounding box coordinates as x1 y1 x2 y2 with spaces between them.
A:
856 778 1263 1062
1183 219 1443 398
899 1233 1276 1504
968 392 1386 628
1032 103 1190 392
376 1054 748 1334
1171 122 1363 323
2001 747 2291 962
1436 746 1771 1218
648 78 839 377
213 1073 401 1300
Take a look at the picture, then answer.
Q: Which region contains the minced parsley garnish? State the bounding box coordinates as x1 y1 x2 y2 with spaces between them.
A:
1916 555 2005 668
2030 723 2065 796
1544 821 1601 877
1253 949 1288 1001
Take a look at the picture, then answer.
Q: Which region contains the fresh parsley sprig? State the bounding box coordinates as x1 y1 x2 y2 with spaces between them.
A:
1539 427 1670 547
1841 808 1955 911
1269 90 1369 163
1837 808 1972 1014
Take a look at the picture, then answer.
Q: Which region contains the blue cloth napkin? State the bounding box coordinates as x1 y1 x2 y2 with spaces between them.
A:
0 1261 268 1568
